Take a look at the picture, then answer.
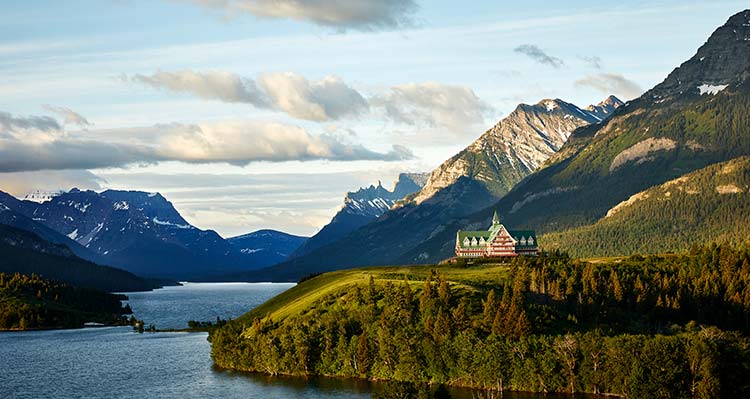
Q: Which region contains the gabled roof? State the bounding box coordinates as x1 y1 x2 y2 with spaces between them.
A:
508 230 538 248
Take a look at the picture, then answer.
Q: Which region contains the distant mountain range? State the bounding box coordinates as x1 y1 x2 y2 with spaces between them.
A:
227 230 307 267
0 188 310 279
255 96 623 280
290 173 429 258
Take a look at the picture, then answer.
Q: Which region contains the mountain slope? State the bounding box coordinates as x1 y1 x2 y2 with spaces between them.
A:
405 97 620 206
226 230 307 269
403 9 750 262
0 192 105 264
542 156 750 256
0 223 163 292
290 173 429 258
257 96 621 280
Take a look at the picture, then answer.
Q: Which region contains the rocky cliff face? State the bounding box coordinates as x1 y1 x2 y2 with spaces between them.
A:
289 173 429 258
406 97 622 207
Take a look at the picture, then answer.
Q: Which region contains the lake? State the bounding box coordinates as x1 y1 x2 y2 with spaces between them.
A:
0 283 579 399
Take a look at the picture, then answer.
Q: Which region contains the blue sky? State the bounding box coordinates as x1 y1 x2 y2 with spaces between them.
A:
0 0 747 236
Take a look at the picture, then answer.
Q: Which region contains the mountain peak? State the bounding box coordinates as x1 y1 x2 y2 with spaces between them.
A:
648 9 750 100
584 95 624 121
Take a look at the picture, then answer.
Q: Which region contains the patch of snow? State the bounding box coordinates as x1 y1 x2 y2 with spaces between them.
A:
23 190 63 204
148 192 158 197
113 201 129 210
152 217 193 229
698 84 728 95
0 203 9 212
67 229 79 240
241 248 264 254
545 101 557 112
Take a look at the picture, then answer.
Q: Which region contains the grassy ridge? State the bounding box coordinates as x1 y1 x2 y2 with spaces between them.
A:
242 262 511 322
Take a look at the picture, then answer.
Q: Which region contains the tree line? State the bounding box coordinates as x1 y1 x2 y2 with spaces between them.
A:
209 244 750 398
0 272 131 330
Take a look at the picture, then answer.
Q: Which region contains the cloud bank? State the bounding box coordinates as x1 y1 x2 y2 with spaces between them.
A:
514 44 565 69
125 70 490 133
174 0 419 31
125 70 369 122
575 73 643 100
0 111 413 172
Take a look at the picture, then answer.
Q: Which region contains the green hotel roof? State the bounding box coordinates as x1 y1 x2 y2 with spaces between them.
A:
457 227 537 248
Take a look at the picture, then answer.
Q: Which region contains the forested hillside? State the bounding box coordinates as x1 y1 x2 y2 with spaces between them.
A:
0 272 132 330
542 156 750 257
210 245 750 398
0 224 166 292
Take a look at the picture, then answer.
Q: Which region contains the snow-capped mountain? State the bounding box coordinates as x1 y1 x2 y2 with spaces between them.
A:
226 229 307 269
407 96 622 206
289 173 429 258
0 188 255 278
585 95 624 121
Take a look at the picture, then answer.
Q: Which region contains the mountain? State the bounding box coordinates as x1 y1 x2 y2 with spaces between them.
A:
0 189 253 279
400 9 750 262
584 95 623 121
404 97 621 206
290 173 429 258
0 191 105 264
256 96 621 280
226 230 307 269
0 223 164 292
542 156 750 256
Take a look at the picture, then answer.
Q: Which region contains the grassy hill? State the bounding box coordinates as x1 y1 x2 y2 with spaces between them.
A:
239 261 511 323
210 247 750 397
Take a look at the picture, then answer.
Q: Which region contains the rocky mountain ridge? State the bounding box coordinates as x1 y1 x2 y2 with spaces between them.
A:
290 172 429 258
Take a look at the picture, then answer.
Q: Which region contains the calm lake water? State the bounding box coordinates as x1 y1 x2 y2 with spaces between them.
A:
0 283 580 399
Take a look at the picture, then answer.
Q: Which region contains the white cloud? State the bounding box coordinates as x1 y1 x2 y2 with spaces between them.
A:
0 111 413 172
575 73 644 100
174 0 419 31
124 70 368 122
257 72 369 121
372 81 493 134
42 105 91 127
514 44 565 69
